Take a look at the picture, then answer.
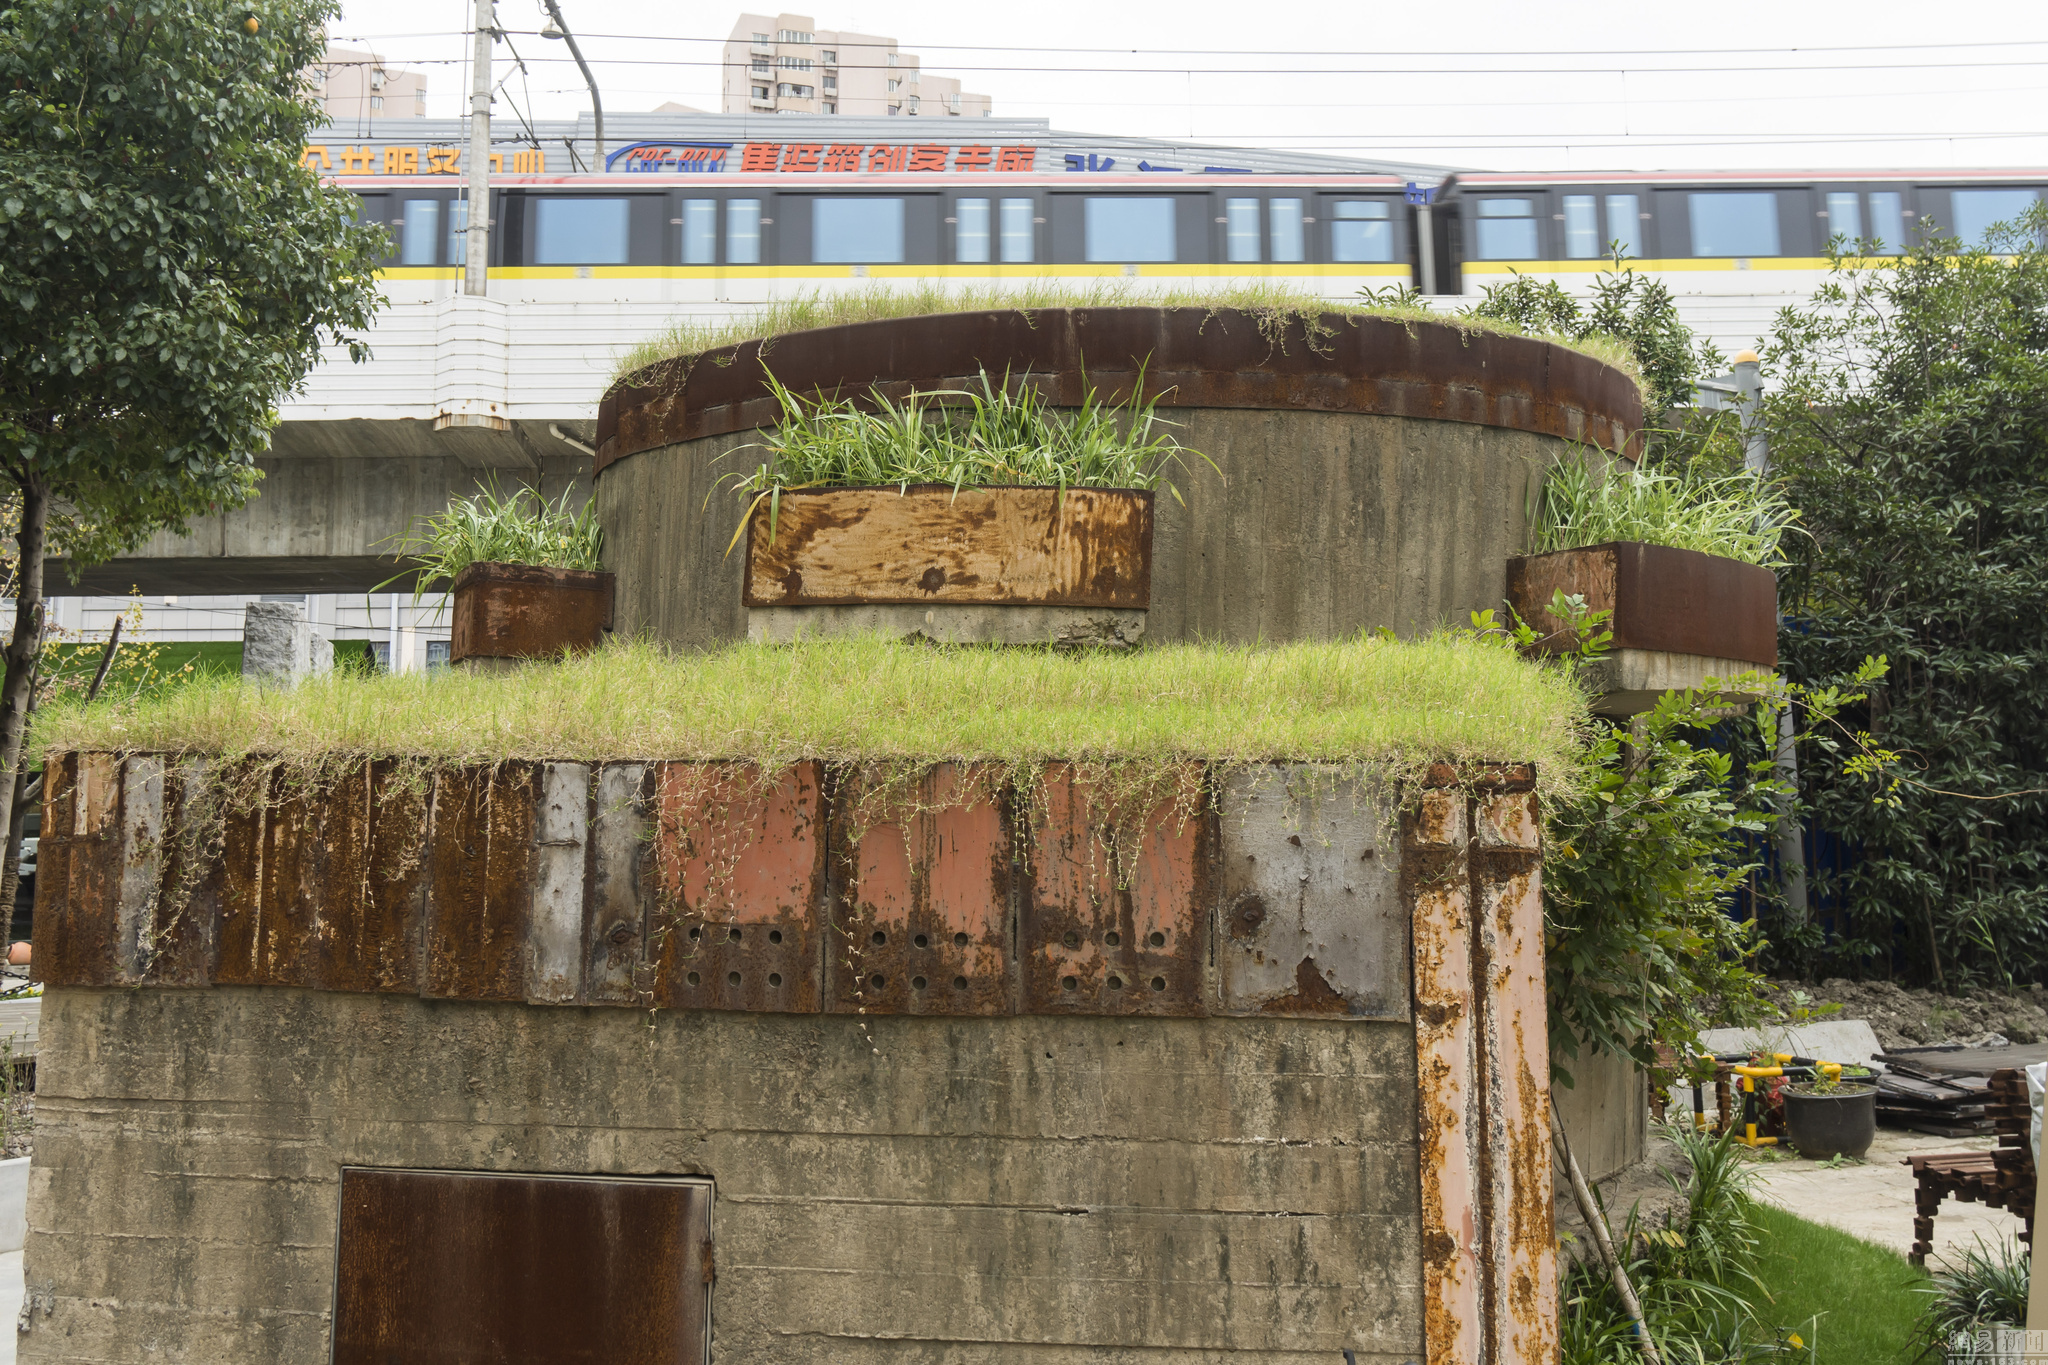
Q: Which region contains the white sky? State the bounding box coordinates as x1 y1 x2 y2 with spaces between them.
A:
328 0 2048 173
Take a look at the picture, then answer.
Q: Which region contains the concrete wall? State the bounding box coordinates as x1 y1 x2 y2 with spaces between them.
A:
599 410 1566 650
22 988 1424 1363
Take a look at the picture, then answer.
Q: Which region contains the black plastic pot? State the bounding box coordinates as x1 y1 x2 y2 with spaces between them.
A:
1783 1085 1878 1160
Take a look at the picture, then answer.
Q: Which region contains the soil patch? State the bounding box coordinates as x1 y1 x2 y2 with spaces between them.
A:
1759 978 2048 1051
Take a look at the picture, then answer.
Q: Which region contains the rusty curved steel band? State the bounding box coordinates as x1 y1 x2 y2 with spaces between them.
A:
593 307 1644 473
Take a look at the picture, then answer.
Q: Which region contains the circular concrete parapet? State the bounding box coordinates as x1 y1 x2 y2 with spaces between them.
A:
595 307 1643 649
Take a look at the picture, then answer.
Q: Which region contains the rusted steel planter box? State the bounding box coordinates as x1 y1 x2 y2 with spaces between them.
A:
743 484 1153 645
449 561 614 664
1505 540 1777 714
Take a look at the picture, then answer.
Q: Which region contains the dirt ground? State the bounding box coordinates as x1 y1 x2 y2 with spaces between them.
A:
1760 977 2048 1050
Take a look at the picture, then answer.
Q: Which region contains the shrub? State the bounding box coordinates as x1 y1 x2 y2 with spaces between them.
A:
381 479 603 597
1913 1237 2028 1363
1531 450 1798 568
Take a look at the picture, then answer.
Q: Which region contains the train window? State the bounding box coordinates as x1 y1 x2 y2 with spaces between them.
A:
956 197 991 262
1688 192 1779 257
1226 198 1260 262
1824 191 1861 245
1605 195 1639 257
448 200 471 265
400 199 441 266
681 199 716 264
814 197 905 264
1269 198 1304 263
1085 197 1176 263
1868 192 1905 254
535 197 630 265
1473 199 1537 259
1563 196 1598 258
1332 201 1392 262
728 199 762 263
1000 198 1034 263
1949 189 2039 247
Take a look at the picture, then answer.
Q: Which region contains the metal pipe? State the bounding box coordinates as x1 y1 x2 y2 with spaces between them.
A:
1417 204 1437 296
542 0 603 167
464 0 493 296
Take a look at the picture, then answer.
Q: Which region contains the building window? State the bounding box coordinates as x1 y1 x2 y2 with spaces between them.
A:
1563 195 1598 258
370 95 384 110
752 85 770 100
1000 198 1034 262
751 59 769 74
887 53 898 66
1085 197 1176 263
947 93 960 112
1225 197 1260 262
1472 198 1537 260
727 198 761 264
400 198 440 265
534 197 631 266
778 56 812 70
887 105 899 115
752 32 771 44
778 28 812 43
823 75 837 91
821 50 837 64
956 197 990 262
823 101 836 113
906 96 919 112
1868 191 1905 255
448 198 468 264
814 197 906 264
425 640 450 669
887 79 899 91
1950 188 2040 247
1331 200 1392 262
681 198 716 264
1269 197 1304 262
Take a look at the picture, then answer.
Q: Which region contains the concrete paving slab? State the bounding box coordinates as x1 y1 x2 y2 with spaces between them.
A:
0 1248 18 1364
1746 1125 2023 1267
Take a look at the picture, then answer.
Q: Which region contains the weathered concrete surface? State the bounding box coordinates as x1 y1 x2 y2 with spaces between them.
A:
1552 1043 1649 1185
240 601 332 684
43 443 591 595
20 987 1425 1364
748 603 1149 647
600 412 1571 650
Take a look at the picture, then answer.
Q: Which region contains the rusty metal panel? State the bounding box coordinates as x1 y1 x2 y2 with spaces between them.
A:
139 759 220 988
1472 830 1558 1365
209 761 277 987
527 763 590 1004
111 757 165 983
742 486 1153 610
424 764 542 1001
596 307 1643 470
332 1167 711 1365
647 762 826 1013
585 763 651 1005
1406 792 1481 1365
829 764 1013 1015
1214 766 1407 1019
1506 541 1778 668
449 562 615 663
1019 763 1209 1016
32 753 123 987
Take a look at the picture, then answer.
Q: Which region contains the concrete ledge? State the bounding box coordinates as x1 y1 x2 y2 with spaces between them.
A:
1586 648 1771 717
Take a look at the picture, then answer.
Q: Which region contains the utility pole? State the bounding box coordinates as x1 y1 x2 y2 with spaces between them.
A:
464 0 493 297
1697 351 1807 925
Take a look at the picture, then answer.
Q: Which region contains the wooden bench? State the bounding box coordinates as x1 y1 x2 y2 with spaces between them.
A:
1905 1067 2037 1265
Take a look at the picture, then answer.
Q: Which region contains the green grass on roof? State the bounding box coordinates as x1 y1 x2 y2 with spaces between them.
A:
608 280 1645 394
32 634 1586 789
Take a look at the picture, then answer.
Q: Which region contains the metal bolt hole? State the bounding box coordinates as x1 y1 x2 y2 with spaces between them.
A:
1108 976 1124 990
913 933 929 948
912 976 927 990
728 927 743 943
953 932 968 946
768 972 782 987
953 975 968 989
686 971 700 985
871 930 887 946
727 971 741 986
869 973 885 989
688 927 701 940
1148 931 1165 947
769 929 783 944
1105 931 1121 946
1062 931 1080 949
1061 975 1078 992
1150 976 1166 991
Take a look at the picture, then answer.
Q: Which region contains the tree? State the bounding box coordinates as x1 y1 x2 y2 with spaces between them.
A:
0 1 383 849
1762 210 2048 988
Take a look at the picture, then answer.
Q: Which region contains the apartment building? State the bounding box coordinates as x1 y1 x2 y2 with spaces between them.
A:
318 45 429 121
721 14 992 118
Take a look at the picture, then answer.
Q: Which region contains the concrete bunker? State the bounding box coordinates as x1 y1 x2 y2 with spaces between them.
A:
27 749 1556 1362
593 306 1642 650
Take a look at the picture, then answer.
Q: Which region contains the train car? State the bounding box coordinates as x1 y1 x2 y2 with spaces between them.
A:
1431 170 2047 356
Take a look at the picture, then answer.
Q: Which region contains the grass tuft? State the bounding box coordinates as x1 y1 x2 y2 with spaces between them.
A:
32 634 1585 782
607 280 1645 392
1531 449 1799 567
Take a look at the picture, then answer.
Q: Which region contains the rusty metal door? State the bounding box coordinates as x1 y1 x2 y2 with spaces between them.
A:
332 1168 713 1364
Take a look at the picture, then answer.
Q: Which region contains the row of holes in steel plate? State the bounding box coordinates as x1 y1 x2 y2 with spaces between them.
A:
673 923 1174 994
